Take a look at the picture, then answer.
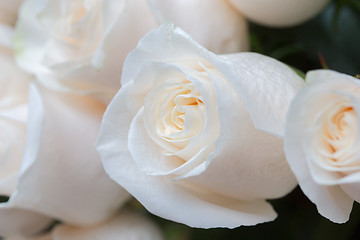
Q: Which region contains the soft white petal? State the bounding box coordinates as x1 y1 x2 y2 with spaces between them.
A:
306 69 360 87
229 0 330 27
0 117 25 195
149 0 248 53
120 24 214 86
341 183 360 203
52 211 163 240
0 205 52 238
220 52 304 137
0 41 30 196
187 69 297 200
10 83 128 225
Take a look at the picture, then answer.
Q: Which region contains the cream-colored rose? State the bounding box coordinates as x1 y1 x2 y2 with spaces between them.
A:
149 0 249 53
14 0 157 100
97 24 304 228
0 24 128 238
6 211 164 240
285 70 360 223
0 0 23 25
229 0 330 27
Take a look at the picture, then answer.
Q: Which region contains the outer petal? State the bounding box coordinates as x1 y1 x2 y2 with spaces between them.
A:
10 83 129 225
0 0 23 26
187 66 297 200
0 118 26 196
97 83 277 228
284 72 354 223
52 211 163 240
220 53 304 137
0 42 30 196
229 0 330 27
149 0 248 53
0 206 52 238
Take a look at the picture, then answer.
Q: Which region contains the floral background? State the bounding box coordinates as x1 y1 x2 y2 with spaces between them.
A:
1 0 360 239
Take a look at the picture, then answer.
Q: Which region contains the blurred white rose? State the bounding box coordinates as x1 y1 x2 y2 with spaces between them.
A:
14 0 157 100
149 0 249 53
0 24 128 238
97 24 304 228
285 70 360 223
14 0 251 101
0 0 23 25
229 0 331 27
6 211 164 240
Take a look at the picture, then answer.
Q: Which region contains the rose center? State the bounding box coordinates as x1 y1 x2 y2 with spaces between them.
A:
158 80 204 138
323 104 356 162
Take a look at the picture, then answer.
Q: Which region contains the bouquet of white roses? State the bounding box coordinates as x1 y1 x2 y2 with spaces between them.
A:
0 0 359 239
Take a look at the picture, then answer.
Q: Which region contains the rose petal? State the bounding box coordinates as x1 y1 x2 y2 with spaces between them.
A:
0 206 52 238
187 67 297 200
0 41 30 196
220 53 304 137
120 24 213 86
10 83 128 225
0 113 27 196
341 183 360 203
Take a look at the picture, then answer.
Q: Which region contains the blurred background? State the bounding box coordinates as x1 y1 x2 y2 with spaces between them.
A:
250 0 360 76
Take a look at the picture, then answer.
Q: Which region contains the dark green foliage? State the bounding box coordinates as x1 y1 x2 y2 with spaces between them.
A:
249 0 360 76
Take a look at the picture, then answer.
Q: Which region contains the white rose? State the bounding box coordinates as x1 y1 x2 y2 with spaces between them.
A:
0 0 23 25
149 0 249 53
97 24 304 228
7 211 164 240
285 70 360 223
0 25 128 237
14 0 157 100
229 0 331 27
